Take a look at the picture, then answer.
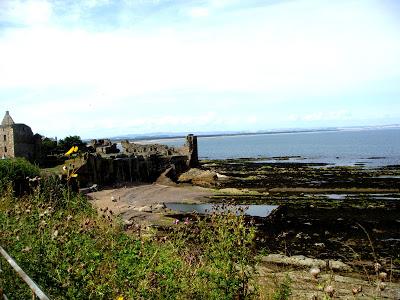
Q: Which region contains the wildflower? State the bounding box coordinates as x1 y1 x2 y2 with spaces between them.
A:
65 146 78 156
379 272 387 281
173 219 179 225
378 282 386 291
352 286 362 295
324 285 334 297
374 262 382 272
184 217 190 225
22 246 32 253
310 267 320 279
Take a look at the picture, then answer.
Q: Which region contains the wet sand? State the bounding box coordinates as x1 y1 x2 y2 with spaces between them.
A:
87 183 213 224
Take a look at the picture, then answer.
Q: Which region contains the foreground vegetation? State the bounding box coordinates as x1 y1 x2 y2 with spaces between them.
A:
0 158 40 192
0 174 258 299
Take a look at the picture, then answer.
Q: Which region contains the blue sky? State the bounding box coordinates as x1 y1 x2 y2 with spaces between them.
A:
0 0 399 139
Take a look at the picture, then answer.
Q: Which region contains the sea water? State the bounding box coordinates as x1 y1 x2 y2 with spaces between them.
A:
160 128 400 167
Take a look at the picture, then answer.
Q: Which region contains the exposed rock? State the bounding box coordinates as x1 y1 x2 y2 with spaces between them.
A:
261 254 352 272
257 266 400 300
153 203 167 212
216 173 230 181
137 206 152 213
178 168 218 187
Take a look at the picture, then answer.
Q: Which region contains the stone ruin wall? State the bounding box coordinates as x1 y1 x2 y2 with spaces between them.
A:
12 124 39 160
76 135 199 187
120 141 178 156
0 124 41 161
0 126 15 158
121 134 198 167
77 153 189 186
88 139 119 155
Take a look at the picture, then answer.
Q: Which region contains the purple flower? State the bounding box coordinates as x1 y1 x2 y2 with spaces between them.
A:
184 217 190 225
173 219 179 225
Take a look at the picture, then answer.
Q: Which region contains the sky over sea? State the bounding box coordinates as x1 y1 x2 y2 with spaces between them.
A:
0 0 400 139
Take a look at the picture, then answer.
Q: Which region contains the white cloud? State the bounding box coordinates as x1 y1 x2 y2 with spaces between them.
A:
187 7 210 18
0 0 399 137
288 110 352 122
0 0 53 26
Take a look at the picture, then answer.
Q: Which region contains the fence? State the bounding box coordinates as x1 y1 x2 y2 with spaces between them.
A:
0 246 50 300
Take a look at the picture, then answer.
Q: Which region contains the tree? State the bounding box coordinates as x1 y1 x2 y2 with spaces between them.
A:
58 135 86 152
41 137 58 156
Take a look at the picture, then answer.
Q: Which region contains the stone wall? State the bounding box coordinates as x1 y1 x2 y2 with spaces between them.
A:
12 124 36 160
0 126 15 158
121 141 177 156
0 121 41 161
89 139 119 154
0 111 42 161
76 153 189 186
121 134 199 168
184 134 198 167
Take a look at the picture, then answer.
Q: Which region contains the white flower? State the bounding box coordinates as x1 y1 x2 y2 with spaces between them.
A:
310 267 321 279
324 285 334 297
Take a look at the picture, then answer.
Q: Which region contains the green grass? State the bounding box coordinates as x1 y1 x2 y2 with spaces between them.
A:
0 178 258 299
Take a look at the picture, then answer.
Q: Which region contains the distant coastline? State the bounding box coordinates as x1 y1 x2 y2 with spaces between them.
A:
103 124 400 143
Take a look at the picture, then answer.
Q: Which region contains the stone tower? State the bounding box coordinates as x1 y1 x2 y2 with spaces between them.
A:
0 111 41 160
185 134 198 167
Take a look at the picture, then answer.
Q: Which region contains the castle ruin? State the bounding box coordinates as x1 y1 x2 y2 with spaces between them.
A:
121 134 198 167
0 111 41 161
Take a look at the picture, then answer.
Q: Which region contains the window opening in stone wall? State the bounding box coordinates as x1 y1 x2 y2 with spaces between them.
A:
3 135 6 141
4 146 7 152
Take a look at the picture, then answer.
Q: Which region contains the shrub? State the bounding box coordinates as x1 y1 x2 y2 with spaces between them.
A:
0 158 40 193
0 182 258 299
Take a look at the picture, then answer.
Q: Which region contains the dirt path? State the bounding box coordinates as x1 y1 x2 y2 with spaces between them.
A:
87 183 213 225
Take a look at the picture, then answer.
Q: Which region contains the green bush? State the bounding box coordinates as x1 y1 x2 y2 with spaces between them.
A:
0 181 258 299
0 158 40 192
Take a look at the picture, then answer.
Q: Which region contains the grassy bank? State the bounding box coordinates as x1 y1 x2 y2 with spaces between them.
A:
0 178 258 299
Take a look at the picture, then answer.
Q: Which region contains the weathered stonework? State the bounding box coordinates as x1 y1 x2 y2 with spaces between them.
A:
76 153 190 186
76 135 199 186
0 111 41 161
121 134 198 167
88 139 119 154
121 141 177 156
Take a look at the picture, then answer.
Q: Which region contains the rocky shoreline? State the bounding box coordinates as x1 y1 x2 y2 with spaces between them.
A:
199 158 400 279
88 157 400 284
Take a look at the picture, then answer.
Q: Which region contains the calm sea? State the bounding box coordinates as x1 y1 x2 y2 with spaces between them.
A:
159 128 400 167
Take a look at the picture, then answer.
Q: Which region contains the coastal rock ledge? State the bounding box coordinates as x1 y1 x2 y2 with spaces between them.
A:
178 168 219 187
261 254 352 272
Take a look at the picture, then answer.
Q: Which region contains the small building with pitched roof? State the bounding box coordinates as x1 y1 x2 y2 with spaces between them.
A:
0 111 41 160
